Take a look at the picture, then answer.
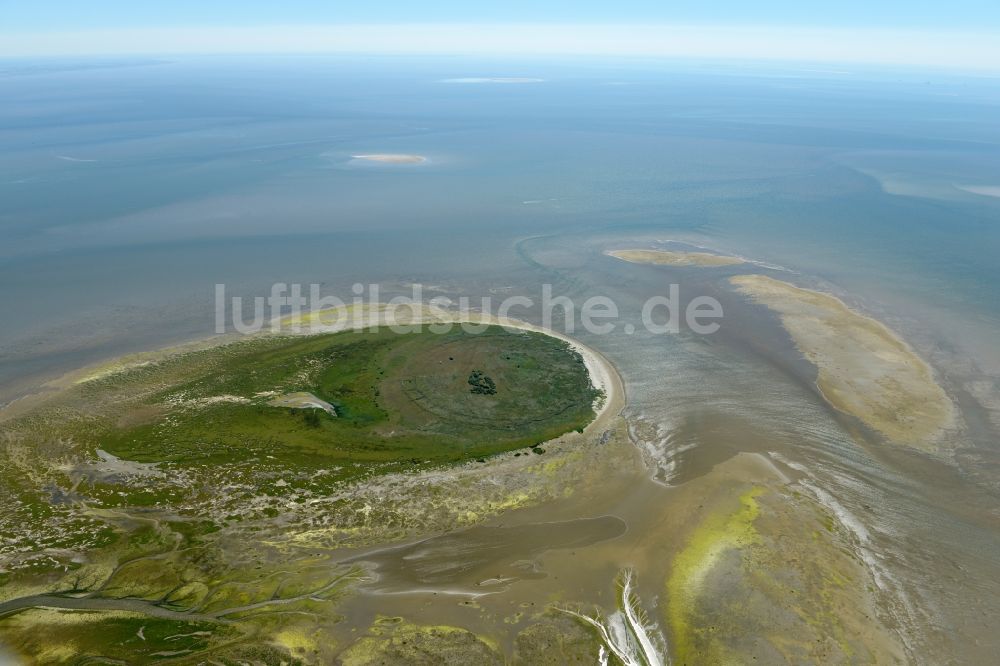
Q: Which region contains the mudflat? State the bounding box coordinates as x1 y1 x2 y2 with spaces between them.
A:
729 274 954 449
608 248 744 267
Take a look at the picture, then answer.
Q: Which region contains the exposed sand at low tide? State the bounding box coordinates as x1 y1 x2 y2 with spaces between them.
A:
278 303 622 429
956 184 1000 198
350 154 427 165
607 248 744 267
729 274 955 450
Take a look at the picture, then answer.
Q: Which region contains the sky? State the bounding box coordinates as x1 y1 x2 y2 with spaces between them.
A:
2 1 1000 69
5 1 1000 30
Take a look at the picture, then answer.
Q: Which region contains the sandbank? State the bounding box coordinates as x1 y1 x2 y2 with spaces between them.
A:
729 274 954 450
607 248 744 267
277 303 622 431
956 184 1000 199
350 154 427 165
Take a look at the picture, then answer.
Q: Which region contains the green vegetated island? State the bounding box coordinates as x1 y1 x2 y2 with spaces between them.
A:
100 325 598 469
0 325 600 662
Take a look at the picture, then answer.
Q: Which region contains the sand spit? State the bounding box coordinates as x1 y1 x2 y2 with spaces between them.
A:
956 184 1000 199
607 249 744 267
661 454 906 663
351 154 427 165
730 274 954 450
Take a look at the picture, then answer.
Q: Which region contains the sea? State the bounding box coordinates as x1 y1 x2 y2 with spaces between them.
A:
2 54 1000 661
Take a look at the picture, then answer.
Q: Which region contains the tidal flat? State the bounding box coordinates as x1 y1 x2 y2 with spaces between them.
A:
0 302 910 664
607 248 745 268
729 274 955 450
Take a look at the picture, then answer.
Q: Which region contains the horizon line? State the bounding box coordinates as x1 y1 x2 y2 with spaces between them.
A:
2 23 1000 71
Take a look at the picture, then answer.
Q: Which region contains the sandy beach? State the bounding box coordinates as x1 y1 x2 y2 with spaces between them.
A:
607 248 744 267
729 274 955 450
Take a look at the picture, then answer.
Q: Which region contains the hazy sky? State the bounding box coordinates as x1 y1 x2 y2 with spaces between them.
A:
5 1 1000 29
2 0 999 68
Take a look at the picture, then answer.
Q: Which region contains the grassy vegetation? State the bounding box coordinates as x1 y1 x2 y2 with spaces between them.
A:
0 610 235 663
98 326 598 467
0 325 598 573
0 325 599 662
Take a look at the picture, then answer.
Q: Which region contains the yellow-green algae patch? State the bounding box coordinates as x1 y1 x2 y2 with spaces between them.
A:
0 608 235 663
667 486 764 664
271 626 325 661
665 483 905 664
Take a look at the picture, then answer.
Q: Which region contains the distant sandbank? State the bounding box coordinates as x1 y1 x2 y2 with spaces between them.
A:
730 274 954 450
956 184 1000 199
607 248 745 267
351 154 427 165
441 77 544 84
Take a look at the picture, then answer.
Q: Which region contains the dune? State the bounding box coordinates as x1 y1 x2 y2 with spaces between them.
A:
607 249 744 267
729 274 954 450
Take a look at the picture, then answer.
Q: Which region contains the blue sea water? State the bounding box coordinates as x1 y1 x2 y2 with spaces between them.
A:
2 57 998 362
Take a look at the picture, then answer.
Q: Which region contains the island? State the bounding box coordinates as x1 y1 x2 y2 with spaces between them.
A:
0 322 605 661
607 248 745 267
